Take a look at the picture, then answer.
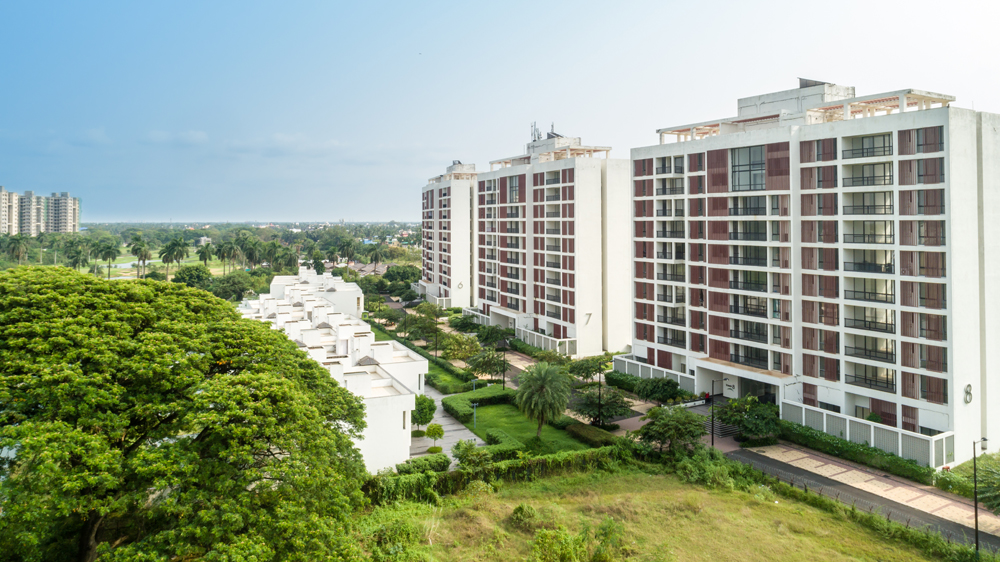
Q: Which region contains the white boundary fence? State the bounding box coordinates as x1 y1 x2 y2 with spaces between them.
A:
781 400 955 468
612 354 696 394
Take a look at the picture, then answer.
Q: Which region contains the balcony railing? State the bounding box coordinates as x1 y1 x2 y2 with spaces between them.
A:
729 256 768 267
655 166 669 174
844 290 894 304
545 177 560 185
656 186 685 196
658 273 685 282
729 207 766 216
485 282 497 288
545 261 560 268
844 262 893 274
546 311 560 319
844 318 896 334
921 359 948 372
843 146 893 159
729 232 767 241
730 354 768 370
656 209 669 216
658 336 686 348
658 315 686 326
657 252 672 260
845 373 896 393
506 212 520 218
546 228 560 234
918 235 947 245
545 278 560 285
657 230 685 238
546 211 560 217
843 233 894 244
545 295 560 303
730 329 768 343
485 254 498 261
730 304 767 318
656 294 672 302
843 174 894 187
917 204 946 215
843 205 893 215
729 281 767 292
506 258 520 264
506 243 520 249
845 346 896 363
545 194 560 201
546 245 560 251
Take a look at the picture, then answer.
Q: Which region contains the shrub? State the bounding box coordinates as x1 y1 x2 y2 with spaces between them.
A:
395 453 451 475
484 429 525 461
509 503 538 531
635 377 685 403
143 271 167 281
369 519 422 561
778 420 935 484
509 338 544 357
529 526 588 562
933 469 975 499
411 429 425 438
565 423 618 448
571 386 633 426
424 374 475 394
425 423 444 447
547 415 577 430
441 385 518 423
411 394 436 430
604 370 641 393
427 446 442 454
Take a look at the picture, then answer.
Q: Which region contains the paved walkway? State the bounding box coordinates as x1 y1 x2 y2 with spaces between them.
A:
409 385 484 459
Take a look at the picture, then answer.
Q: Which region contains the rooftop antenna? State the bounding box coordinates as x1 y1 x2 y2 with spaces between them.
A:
530 122 542 142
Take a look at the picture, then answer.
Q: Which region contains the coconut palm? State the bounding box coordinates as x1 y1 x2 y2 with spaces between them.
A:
263 240 281 268
214 240 232 275
243 238 263 270
300 239 317 261
98 241 121 280
367 243 388 273
66 246 89 272
134 243 152 279
36 233 47 264
277 247 298 271
5 234 29 265
49 234 64 266
514 362 573 438
196 242 214 267
158 237 189 281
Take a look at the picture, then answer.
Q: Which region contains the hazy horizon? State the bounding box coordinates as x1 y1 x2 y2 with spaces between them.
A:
2 0 998 223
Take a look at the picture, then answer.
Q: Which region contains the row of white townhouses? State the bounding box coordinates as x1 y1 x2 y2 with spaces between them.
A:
419 79 1000 468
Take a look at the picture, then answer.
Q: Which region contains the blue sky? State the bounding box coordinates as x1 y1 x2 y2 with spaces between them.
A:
1 0 997 223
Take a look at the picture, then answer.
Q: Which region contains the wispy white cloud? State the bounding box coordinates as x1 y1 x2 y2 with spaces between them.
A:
224 133 341 158
63 128 112 147
145 130 209 147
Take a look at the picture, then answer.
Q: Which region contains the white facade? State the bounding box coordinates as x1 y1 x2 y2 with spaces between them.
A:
416 161 476 308
240 268 427 472
617 80 1000 467
0 188 79 236
462 134 631 358
0 187 19 236
18 191 48 237
47 192 80 233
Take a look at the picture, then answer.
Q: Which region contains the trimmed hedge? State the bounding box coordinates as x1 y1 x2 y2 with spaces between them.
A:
566 423 619 448
441 385 517 423
484 429 525 461
548 415 578 430
509 338 544 357
425 374 474 395
605 370 640 393
778 420 935 485
395 453 452 475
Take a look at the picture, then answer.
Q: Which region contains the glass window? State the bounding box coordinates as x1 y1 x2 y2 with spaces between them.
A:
731 146 766 192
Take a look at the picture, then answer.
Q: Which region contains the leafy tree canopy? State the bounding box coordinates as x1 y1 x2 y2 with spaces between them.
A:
572 386 634 426
382 265 420 284
0 268 367 562
635 377 686 404
637 406 707 455
170 263 213 290
211 270 257 301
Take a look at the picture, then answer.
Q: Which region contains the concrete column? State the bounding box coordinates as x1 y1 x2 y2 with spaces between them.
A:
899 94 907 114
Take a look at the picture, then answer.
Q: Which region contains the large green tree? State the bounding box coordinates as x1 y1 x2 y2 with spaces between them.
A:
636 405 707 455
514 362 573 438
467 347 512 389
0 268 367 561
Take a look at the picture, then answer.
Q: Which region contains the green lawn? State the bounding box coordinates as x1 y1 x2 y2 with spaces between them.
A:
463 404 589 455
373 329 395 341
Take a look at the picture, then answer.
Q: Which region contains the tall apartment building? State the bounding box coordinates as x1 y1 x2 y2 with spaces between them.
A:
415 161 476 308
47 192 80 233
463 133 631 357
614 80 1000 467
19 191 49 237
0 187 20 235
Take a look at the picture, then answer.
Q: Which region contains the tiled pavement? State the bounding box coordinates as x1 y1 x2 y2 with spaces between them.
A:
749 442 1000 536
409 385 484 459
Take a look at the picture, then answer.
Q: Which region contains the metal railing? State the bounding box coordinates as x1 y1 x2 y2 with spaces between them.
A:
485 282 497 288
843 146 893 159
657 230 685 238
656 209 669 216
845 346 895 363
844 262 893 274
656 186 685 196
546 311 560 319
545 294 560 303
658 315 686 326
658 336 686 348
656 294 672 302
545 228 560 234
658 273 685 282
845 373 896 393
730 354 768 369
730 304 767 318
545 245 560 251
730 329 768 343
844 290 895 304
843 204 893 215
545 194 560 201
545 177 560 185
729 232 767 241
545 278 560 285
545 211 560 217
657 252 672 260
729 281 767 292
844 318 896 334
917 235 946 245
655 166 669 174
843 174 894 187
843 233 894 244
729 207 767 216
729 256 768 267
545 261 560 268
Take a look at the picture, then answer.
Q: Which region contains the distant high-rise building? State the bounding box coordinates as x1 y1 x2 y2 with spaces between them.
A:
0 188 79 236
0 187 20 235
416 161 477 308
18 191 49 237
46 192 80 234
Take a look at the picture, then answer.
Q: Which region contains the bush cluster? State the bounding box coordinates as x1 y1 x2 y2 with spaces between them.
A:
394 453 452 475
933 469 975 499
604 370 640 393
484 429 525 461
565 423 619 448
547 415 578 430
778 420 935 484
441 386 517 423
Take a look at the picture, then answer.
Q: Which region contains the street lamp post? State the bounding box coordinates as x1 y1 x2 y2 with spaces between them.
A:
472 402 480 429
499 337 510 390
974 437 989 559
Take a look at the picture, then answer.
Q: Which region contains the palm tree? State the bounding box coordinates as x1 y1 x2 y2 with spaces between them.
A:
243 239 263 270
36 233 47 264
263 240 281 268
196 242 214 267
98 242 121 280
6 234 29 265
367 243 388 273
215 240 232 275
66 246 89 272
158 237 189 281
338 239 357 263
277 247 298 271
300 239 317 261
514 362 573 438
135 243 152 279
49 234 64 266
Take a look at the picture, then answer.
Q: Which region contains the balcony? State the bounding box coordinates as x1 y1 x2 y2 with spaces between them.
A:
506 243 520 249
844 262 893 274
729 232 767 241
485 282 497 288
845 373 896 393
545 194 560 201
658 273 685 282
918 234 947 245
546 311 560 319
545 261 560 268
729 207 766 216
546 228 560 234
545 177 560 185
729 256 767 267
730 330 768 343
843 174 893 187
506 258 520 264
546 211 560 218
657 251 672 259
844 290 894 304
658 315 685 326
506 228 520 234
545 294 561 303
730 304 767 318
545 278 560 285
485 254 498 261
730 354 768 370
657 230 685 238
485 295 497 302
658 336 686 348
921 359 948 372
844 318 896 334
729 281 767 292
843 233 894 244
845 346 895 364
506 212 520 219
656 209 669 216
656 186 685 196
843 146 893 159
843 205 893 215
656 293 672 302
655 166 669 174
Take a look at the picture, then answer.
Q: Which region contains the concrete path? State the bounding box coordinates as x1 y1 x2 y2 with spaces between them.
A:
409 385 484 459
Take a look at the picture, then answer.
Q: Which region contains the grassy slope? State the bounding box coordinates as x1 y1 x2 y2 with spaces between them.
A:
463 404 589 455
357 471 937 562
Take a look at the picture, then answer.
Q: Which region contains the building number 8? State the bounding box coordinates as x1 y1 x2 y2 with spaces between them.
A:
964 384 973 404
